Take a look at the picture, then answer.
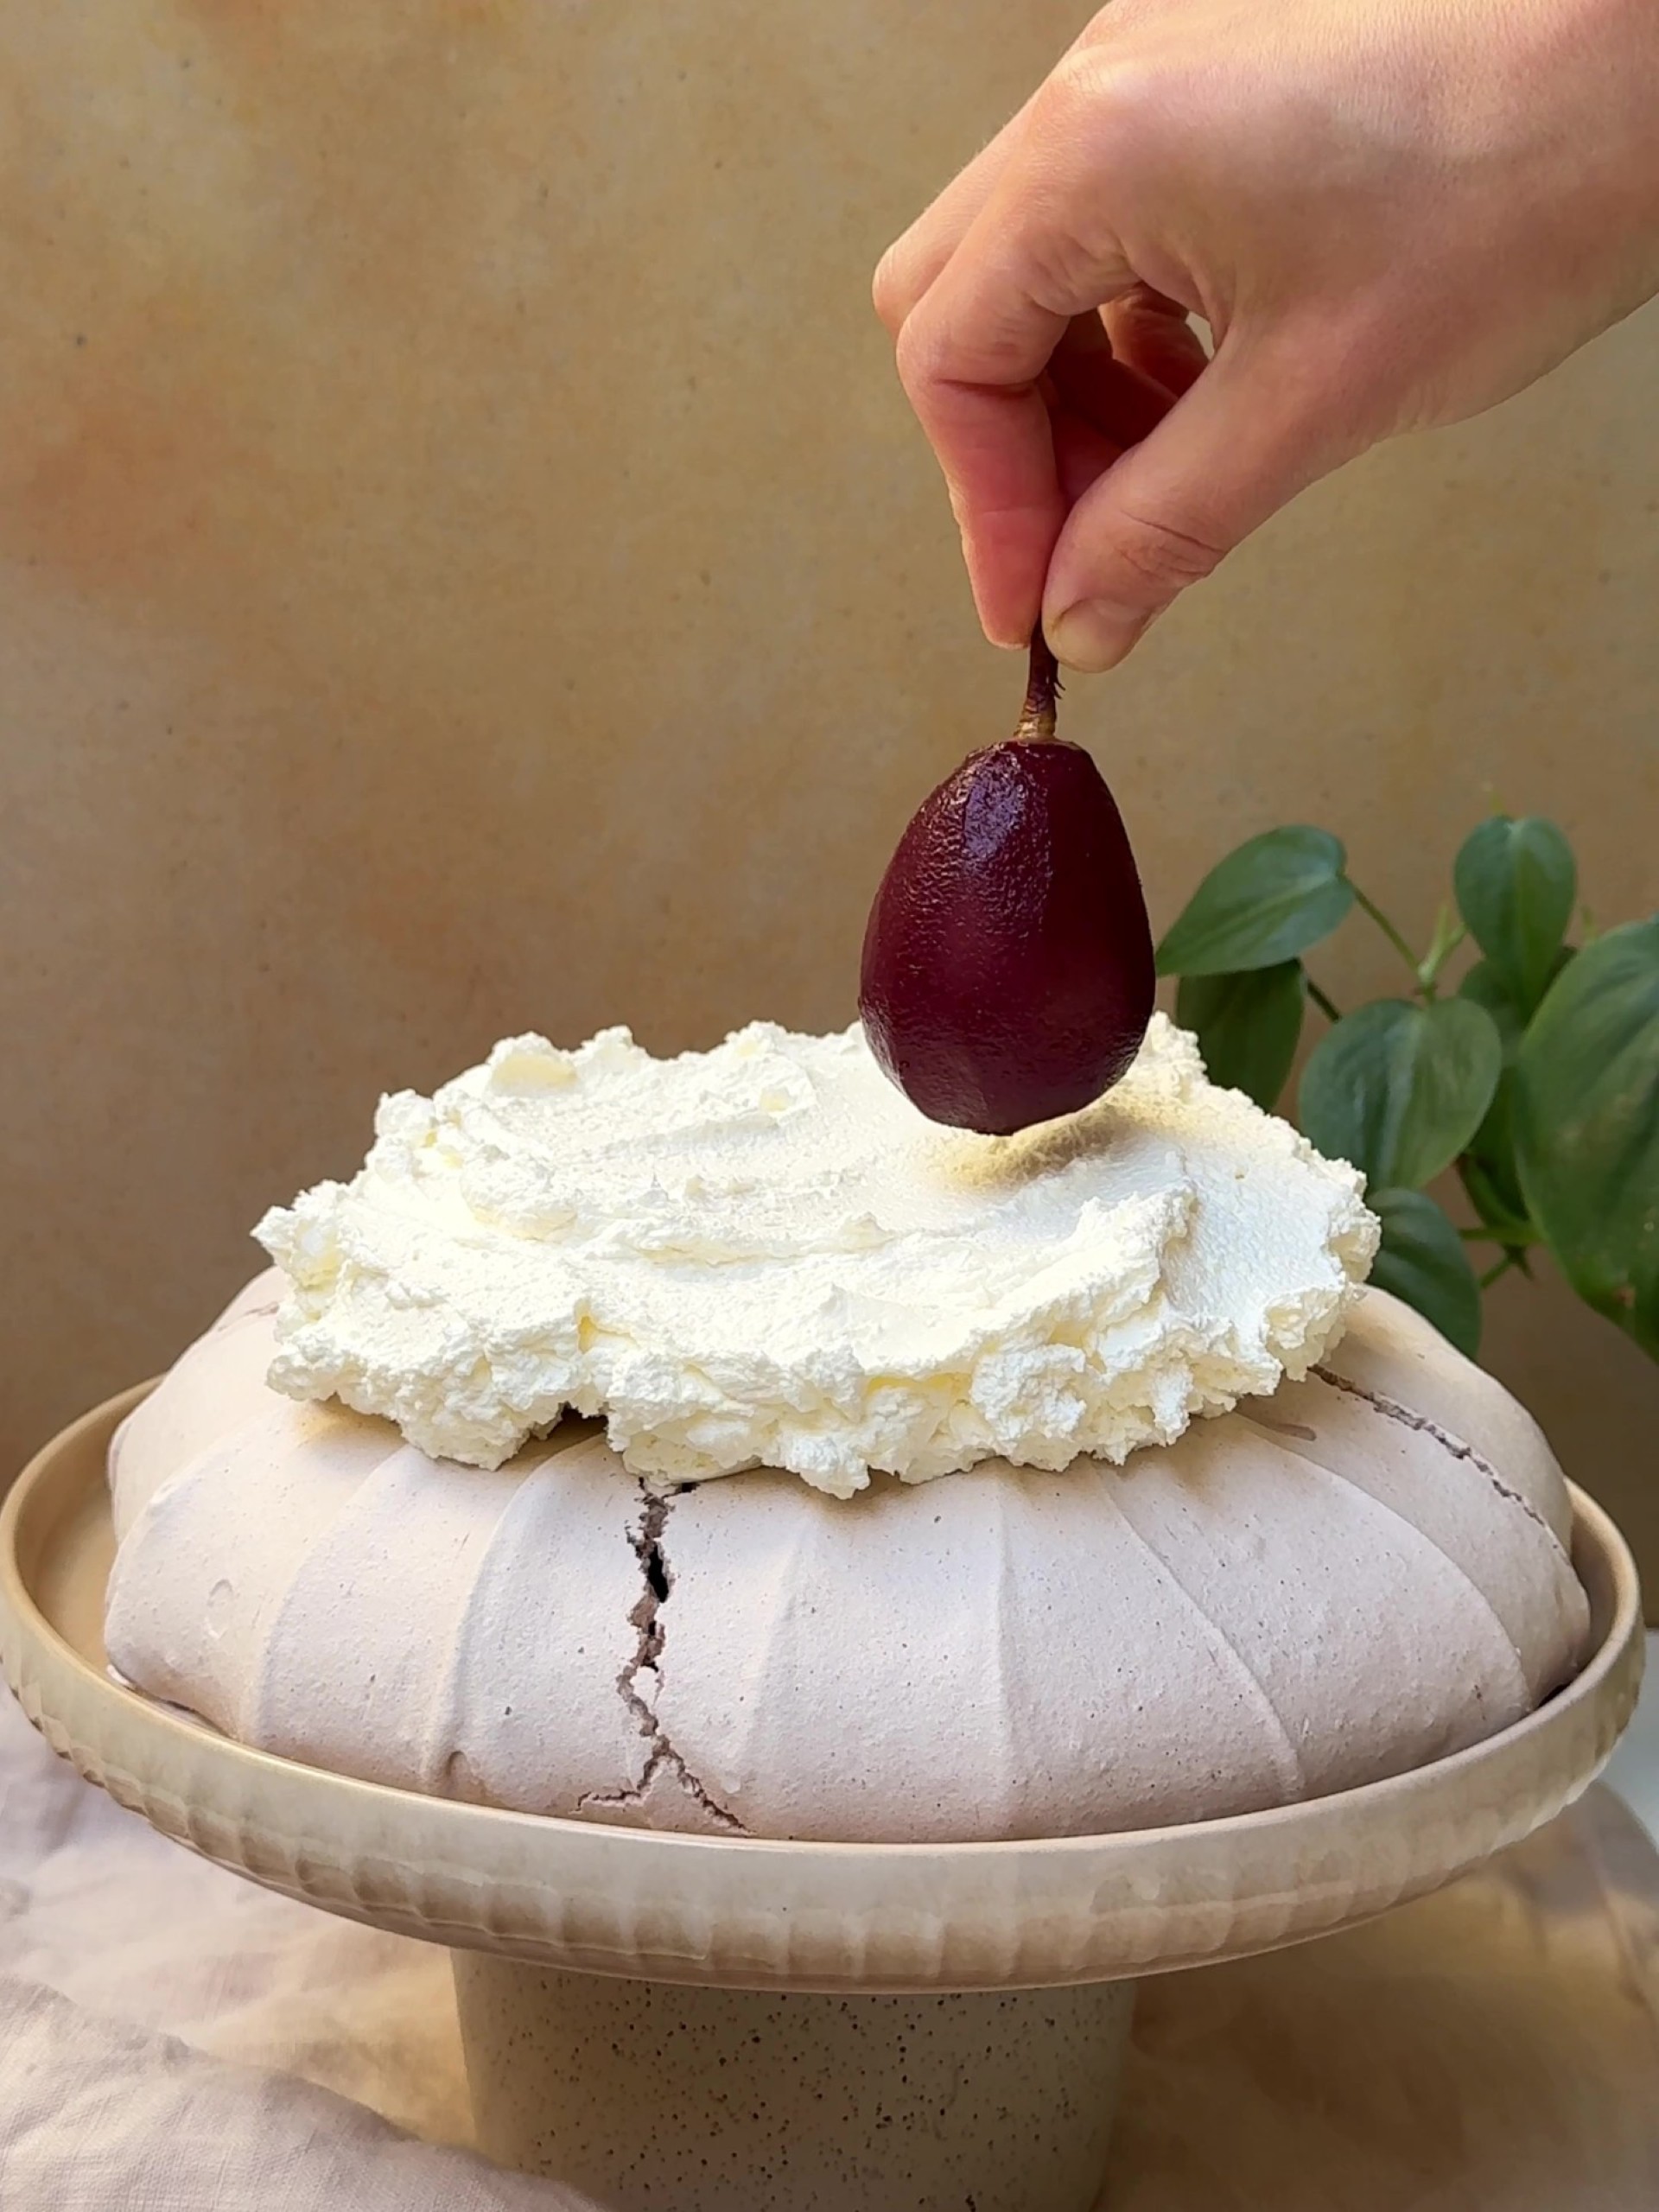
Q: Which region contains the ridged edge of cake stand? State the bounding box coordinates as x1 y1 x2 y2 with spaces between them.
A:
1 1383 1643 1994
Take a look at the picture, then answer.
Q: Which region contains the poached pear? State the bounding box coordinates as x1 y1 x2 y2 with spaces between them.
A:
859 636 1154 1135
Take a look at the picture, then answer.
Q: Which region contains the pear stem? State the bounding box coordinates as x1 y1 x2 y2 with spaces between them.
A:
1014 631 1061 741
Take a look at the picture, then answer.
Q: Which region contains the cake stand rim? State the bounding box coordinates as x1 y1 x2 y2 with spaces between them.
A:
0 1380 1643 1993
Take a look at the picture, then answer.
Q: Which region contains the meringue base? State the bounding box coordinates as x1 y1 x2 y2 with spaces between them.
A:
101 1277 1590 1844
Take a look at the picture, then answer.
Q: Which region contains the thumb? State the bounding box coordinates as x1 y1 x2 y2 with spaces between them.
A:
1042 338 1356 671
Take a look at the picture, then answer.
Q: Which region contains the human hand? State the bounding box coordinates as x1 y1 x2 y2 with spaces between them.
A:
875 0 1659 671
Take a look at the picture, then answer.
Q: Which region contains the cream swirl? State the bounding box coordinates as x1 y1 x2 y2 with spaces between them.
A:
256 1015 1378 1495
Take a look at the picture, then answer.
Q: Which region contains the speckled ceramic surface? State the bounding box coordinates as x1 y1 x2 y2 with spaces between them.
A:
454 1957 1133 2212
0 1387 1643 1993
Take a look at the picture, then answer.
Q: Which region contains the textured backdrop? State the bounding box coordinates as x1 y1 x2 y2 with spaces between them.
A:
2 1 1654 1580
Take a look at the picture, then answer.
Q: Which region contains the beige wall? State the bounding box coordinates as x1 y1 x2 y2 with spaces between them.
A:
2 3 1655 1585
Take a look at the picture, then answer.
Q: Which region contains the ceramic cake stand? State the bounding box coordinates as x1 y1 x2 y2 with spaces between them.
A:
2 1387 1644 2212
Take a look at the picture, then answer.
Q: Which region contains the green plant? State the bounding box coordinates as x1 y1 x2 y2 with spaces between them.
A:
1157 818 1658 1363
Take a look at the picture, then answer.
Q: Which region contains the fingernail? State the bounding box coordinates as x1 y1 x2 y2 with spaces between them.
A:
966 569 1031 652
1046 599 1149 673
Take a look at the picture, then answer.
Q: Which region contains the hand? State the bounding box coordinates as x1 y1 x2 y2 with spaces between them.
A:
875 0 1659 671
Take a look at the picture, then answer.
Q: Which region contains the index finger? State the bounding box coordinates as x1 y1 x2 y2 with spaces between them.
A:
894 130 1142 647
874 88 1041 335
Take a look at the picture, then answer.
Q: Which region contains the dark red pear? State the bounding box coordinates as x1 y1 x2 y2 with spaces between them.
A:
859 636 1154 1135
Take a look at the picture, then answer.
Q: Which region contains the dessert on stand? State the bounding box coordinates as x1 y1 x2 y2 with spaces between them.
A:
1 1009 1642 2212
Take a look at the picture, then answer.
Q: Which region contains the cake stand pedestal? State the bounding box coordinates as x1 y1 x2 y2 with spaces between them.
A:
1 1390 1643 2212
454 1961 1132 2211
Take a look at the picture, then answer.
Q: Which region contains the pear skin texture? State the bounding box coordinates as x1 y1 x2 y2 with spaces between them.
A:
860 738 1155 1135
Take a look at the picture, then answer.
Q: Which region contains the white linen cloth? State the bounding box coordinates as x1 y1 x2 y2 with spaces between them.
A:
3 1681 1656 2210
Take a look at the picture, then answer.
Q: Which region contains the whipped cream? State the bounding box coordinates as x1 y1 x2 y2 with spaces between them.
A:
256 1016 1379 1495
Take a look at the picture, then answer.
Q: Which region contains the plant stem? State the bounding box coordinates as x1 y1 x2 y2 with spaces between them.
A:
1351 883 1422 980
1306 978 1342 1022
1478 1251 1522 1290
1014 631 1060 741
1353 885 1433 982
1415 912 1466 998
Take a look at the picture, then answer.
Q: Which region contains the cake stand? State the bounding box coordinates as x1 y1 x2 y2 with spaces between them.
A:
2 1386 1643 2212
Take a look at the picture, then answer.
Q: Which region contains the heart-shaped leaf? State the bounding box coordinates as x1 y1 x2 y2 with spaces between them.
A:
1515 918 1659 1355
1299 996 1503 1190
1366 1186 1483 1358
1459 958 1528 1065
1453 816 1576 1014
1457 953 1573 1239
1457 963 1530 1231
1175 962 1305 1109
1461 1150 1534 1248
1157 827 1353 977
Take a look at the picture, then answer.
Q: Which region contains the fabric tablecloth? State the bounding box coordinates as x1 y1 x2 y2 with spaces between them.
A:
3 1681 1657 2210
